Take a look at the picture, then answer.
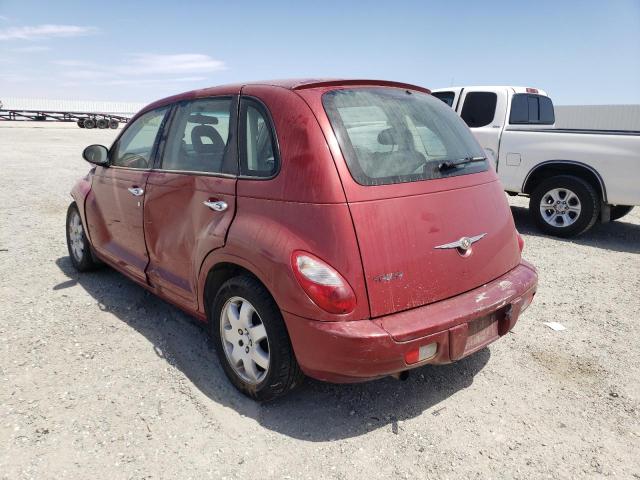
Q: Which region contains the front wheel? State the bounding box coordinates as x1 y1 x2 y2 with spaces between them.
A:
530 175 600 237
66 203 99 271
210 275 303 401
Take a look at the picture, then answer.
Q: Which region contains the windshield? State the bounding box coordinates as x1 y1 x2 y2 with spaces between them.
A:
322 88 487 186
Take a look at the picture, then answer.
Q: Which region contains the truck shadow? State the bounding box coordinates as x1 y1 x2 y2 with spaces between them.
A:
510 205 640 254
55 256 490 442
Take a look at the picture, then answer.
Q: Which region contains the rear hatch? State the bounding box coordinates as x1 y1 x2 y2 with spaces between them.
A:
320 86 521 317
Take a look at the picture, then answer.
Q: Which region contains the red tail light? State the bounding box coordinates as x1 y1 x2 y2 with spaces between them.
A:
291 251 356 314
516 231 525 252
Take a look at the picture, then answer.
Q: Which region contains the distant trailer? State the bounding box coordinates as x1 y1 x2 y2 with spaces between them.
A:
0 109 130 129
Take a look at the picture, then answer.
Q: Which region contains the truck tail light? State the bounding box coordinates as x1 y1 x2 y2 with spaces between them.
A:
516 231 525 252
291 251 356 314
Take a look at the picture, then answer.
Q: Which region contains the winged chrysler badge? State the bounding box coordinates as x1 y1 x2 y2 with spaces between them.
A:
434 233 487 252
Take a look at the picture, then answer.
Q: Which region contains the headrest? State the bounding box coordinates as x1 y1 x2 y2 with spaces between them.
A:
378 127 398 145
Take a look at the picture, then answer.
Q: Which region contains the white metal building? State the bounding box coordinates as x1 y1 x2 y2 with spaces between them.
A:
554 105 640 131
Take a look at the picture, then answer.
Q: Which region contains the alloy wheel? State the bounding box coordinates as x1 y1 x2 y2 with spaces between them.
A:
219 296 270 384
68 210 85 262
539 187 582 228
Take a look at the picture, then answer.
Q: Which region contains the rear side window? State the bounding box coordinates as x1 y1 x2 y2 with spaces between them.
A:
432 91 455 107
460 92 497 128
322 88 487 186
239 98 279 178
161 97 234 174
509 94 555 124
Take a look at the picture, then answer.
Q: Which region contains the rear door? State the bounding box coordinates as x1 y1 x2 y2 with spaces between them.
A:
86 107 169 283
318 87 521 318
456 87 508 167
143 96 238 309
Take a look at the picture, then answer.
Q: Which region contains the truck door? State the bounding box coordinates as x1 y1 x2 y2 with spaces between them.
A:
456 88 508 169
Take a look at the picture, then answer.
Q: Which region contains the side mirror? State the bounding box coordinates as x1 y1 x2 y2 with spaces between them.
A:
82 144 109 166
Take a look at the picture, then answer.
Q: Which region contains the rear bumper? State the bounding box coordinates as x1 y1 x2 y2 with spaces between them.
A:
283 261 537 383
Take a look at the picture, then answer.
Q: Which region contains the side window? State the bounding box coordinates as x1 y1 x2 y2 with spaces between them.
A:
432 91 455 107
509 94 555 125
161 97 234 174
239 99 278 178
111 107 168 168
460 92 497 128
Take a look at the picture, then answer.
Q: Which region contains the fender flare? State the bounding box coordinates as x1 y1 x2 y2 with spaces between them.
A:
521 160 607 202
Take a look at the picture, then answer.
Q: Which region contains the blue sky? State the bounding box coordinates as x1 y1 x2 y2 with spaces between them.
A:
0 0 639 105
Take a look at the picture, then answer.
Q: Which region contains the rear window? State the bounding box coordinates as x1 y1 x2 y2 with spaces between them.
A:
509 94 555 124
460 92 497 128
322 88 487 186
432 91 455 107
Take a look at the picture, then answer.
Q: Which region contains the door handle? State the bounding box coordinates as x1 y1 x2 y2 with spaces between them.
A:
203 200 228 212
128 187 144 196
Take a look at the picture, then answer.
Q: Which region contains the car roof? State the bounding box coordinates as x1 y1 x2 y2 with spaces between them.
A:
140 79 431 115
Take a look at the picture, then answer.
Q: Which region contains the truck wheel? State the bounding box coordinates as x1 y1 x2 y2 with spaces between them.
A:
77 120 85 128
210 275 304 401
610 205 634 221
83 118 96 129
109 120 119 129
96 118 109 129
530 175 600 237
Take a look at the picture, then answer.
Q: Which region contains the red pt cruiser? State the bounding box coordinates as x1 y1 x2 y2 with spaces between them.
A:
68 79 537 400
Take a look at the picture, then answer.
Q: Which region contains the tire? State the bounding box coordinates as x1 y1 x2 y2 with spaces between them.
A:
96 118 109 129
610 205 634 222
83 118 96 129
109 120 119 129
77 120 85 128
210 275 303 401
66 203 99 272
530 175 600 238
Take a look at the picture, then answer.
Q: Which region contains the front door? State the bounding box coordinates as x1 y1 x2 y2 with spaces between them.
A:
85 106 169 283
144 96 238 309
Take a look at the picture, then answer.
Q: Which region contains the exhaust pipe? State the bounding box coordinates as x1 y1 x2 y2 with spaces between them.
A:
391 370 410 381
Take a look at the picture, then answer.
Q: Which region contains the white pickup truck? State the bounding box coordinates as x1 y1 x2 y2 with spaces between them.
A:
431 86 640 237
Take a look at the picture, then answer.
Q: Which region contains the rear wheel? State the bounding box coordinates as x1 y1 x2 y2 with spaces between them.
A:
66 203 99 271
210 275 303 401
96 118 109 129
610 205 634 221
83 118 96 129
109 119 119 129
530 175 600 237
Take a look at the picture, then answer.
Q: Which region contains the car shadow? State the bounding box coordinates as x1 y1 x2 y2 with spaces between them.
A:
55 256 490 441
510 205 640 254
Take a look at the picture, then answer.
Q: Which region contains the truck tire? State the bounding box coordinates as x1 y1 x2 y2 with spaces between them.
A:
83 118 96 129
109 120 119 129
530 175 600 237
77 120 85 128
610 205 634 221
96 118 109 129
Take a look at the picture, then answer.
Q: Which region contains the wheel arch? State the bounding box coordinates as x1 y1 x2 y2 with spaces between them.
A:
522 160 607 203
199 253 275 321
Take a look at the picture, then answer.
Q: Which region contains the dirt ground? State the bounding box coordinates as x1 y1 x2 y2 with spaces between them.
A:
1 122 639 480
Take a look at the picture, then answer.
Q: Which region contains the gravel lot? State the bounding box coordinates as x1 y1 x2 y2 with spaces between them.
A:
1 123 639 479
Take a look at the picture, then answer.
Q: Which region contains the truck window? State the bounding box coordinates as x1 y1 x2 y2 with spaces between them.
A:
432 91 455 107
460 92 497 128
509 94 555 125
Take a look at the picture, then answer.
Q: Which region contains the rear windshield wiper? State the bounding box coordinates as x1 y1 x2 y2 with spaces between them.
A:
438 156 486 171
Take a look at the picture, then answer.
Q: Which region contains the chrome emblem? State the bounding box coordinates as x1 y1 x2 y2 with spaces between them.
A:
434 233 487 252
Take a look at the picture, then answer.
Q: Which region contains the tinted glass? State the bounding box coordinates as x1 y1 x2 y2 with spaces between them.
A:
162 98 233 173
432 91 455 107
509 94 555 125
112 107 168 168
460 92 497 128
322 88 487 186
239 99 278 178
